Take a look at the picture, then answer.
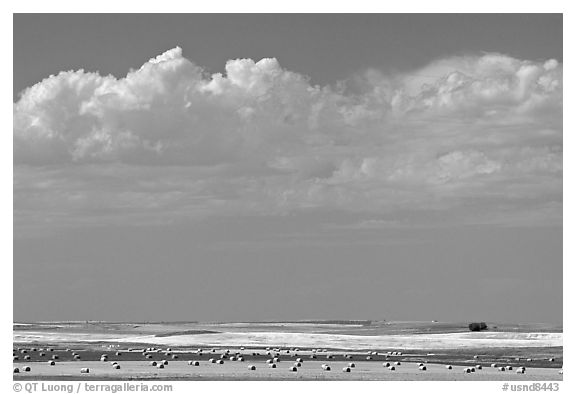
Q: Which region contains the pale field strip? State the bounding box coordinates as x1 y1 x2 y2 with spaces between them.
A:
13 331 563 349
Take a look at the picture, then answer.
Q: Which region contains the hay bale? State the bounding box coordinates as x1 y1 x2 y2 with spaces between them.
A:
150 361 157 366
13 356 18 361
383 362 391 367
209 358 216 363
48 360 55 366
229 356 236 361
491 363 498 368
289 366 297 372
115 351 122 356
13 367 20 373
162 360 168 365
470 367 476 372
498 367 506 372
527 358 532 362
327 355 333 359
145 354 153 359
348 363 355 368
388 366 395 371
216 359 224 364
171 354 178 359
248 365 256 370
549 358 555 362
23 366 31 372
464 367 471 373
294 362 301 367
506 366 513 371
476 365 482 370
238 356 245 362
24 355 30 360
419 365 427 371
310 354 317 359
273 357 280 363
80 368 90 373
74 355 81 360
366 356 372 360
268 363 276 368
113 364 121 369
157 364 164 369
516 367 525 374
446 365 452 369
395 361 401 366
296 357 303 363
342 367 351 372
52 355 59 360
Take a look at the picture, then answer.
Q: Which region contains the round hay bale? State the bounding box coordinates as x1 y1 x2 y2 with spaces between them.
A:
52 355 59 360
157 364 164 369
323 365 331 371
162 360 168 365
145 354 152 359
296 357 303 363
464 368 471 373
48 360 55 366
171 354 178 359
289 366 297 372
24 355 30 360
473 355 479 359
39 352 46 357
470 367 476 372
345 354 353 359
419 365 427 371
558 369 563 375
516 367 525 374
229 356 236 361
113 364 121 369
310 354 317 359
13 367 20 373
446 365 452 369
388 366 395 371
150 361 157 366
506 365 513 371
342 367 351 372
327 355 333 359
491 363 498 368
80 368 90 373
366 356 372 360
217 359 224 364
248 365 256 370
238 356 245 362
294 362 301 367
23 366 31 372
13 356 18 361
266 359 273 364
498 367 506 372
418 363 424 367
209 358 216 363
111 361 118 366
348 362 355 368
527 358 532 362
269 363 276 368
21 349 28 354
383 362 391 367
549 358 555 362
395 361 401 366
74 355 81 360
273 357 280 363
476 365 482 370
115 351 122 356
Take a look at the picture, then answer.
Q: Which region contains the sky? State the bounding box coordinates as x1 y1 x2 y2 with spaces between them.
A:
13 14 562 323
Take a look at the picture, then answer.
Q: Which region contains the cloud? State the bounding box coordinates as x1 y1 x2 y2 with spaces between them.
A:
13 48 562 231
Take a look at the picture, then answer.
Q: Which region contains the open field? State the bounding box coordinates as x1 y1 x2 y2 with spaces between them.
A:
13 321 562 381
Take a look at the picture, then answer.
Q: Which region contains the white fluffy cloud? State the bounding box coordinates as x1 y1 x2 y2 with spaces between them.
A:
13 48 562 230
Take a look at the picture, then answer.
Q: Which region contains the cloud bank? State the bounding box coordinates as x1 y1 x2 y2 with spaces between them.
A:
14 47 562 231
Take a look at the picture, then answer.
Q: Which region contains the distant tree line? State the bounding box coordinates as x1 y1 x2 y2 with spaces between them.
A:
468 322 488 331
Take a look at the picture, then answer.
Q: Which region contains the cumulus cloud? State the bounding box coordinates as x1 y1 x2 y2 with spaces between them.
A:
13 48 562 231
